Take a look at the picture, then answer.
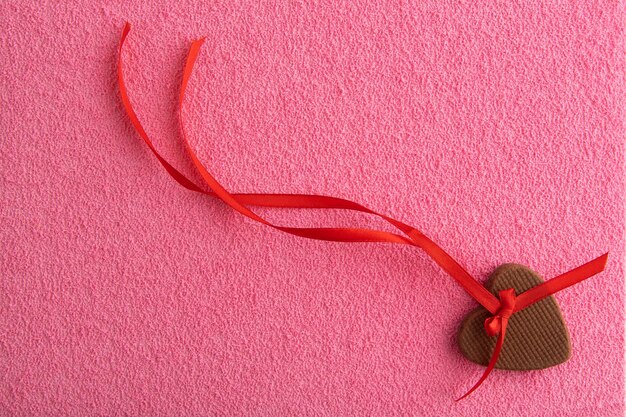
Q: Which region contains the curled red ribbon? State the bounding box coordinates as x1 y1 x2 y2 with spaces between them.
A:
117 23 608 400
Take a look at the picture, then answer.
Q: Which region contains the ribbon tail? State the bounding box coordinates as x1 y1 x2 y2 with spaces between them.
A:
174 30 502 313
116 23 501 312
515 253 609 312
456 320 508 401
117 22 204 193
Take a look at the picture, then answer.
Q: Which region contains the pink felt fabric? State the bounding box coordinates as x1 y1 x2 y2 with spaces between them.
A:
1 1 624 415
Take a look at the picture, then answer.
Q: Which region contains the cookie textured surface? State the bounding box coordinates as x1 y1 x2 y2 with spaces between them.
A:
458 264 571 370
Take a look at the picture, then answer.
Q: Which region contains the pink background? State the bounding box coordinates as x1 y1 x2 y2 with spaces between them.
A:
1 1 624 415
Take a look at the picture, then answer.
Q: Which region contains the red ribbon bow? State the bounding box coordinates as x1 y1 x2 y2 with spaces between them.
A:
484 289 517 337
117 23 609 400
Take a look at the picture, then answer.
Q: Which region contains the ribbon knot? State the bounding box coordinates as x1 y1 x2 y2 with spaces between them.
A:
484 288 516 337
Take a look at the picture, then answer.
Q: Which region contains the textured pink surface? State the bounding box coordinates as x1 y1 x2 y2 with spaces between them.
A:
1 1 624 415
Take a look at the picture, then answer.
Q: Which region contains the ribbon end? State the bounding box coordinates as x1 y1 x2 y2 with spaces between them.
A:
119 22 131 48
191 37 206 49
455 371 488 402
599 252 609 269
455 395 469 402
455 389 475 402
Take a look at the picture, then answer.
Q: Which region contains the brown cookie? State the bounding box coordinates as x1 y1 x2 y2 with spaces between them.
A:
458 264 571 370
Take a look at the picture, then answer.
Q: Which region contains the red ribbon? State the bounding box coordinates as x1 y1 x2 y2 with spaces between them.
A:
457 288 517 401
117 23 609 399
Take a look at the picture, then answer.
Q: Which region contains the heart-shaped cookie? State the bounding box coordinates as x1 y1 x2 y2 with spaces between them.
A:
458 264 571 370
